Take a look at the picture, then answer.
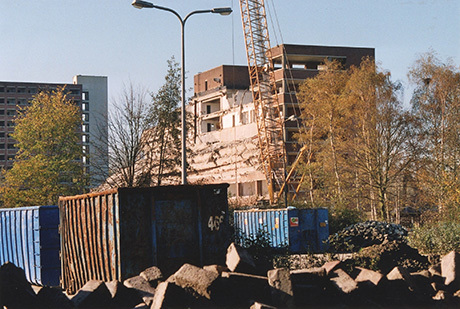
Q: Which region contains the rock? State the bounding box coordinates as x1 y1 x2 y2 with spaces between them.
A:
139 266 163 287
267 268 293 307
355 267 385 287
151 281 195 309
171 263 219 300
226 242 256 273
216 272 271 306
250 301 278 309
123 275 156 306
71 280 112 308
329 269 358 294
33 285 73 308
0 262 37 308
322 260 341 275
441 251 460 289
105 280 140 308
203 264 229 275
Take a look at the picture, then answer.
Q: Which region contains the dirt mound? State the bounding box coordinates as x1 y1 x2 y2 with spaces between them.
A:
351 240 430 274
328 220 408 252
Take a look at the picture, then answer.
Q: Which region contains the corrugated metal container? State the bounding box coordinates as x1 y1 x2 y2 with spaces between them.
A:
0 205 60 286
59 184 230 294
234 207 329 253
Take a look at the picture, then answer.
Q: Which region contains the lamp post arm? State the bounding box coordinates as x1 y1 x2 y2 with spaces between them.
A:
150 4 183 24
184 10 213 24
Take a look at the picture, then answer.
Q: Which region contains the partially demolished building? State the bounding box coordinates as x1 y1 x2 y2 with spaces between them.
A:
187 44 374 201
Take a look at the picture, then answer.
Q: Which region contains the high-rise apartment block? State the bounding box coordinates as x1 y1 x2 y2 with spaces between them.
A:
0 76 108 188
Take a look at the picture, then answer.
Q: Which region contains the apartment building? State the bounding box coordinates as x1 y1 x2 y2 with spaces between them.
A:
0 76 108 188
188 44 375 200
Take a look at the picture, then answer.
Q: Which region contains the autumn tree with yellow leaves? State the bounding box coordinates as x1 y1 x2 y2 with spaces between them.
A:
0 88 87 207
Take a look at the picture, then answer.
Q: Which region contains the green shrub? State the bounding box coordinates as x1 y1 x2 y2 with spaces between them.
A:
328 207 364 235
407 221 460 255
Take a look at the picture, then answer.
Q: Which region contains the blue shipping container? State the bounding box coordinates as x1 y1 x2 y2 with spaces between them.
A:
234 207 329 253
0 205 60 286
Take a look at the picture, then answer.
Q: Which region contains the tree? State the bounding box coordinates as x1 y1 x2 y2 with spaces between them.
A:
100 57 183 188
296 60 352 207
346 58 414 221
101 84 153 188
0 88 86 207
148 57 182 185
409 51 460 216
296 58 414 221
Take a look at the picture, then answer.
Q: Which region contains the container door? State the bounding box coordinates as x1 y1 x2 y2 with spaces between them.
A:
154 199 199 274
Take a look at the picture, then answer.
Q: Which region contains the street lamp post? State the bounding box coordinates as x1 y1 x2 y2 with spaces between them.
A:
132 0 232 185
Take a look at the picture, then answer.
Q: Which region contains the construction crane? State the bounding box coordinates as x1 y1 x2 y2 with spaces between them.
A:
239 0 286 204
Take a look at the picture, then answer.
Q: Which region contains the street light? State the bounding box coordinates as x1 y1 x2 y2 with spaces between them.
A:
132 0 232 185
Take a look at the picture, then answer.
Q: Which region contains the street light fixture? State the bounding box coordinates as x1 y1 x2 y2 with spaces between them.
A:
131 0 232 185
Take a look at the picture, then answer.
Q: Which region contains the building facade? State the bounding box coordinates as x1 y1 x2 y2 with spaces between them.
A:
188 44 375 200
0 76 108 188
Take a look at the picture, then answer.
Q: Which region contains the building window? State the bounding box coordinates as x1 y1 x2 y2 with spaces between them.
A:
82 124 89 132
82 91 89 101
6 110 15 116
7 98 15 105
17 87 26 93
28 87 37 94
204 80 208 91
206 105 211 114
82 113 89 122
70 89 80 95
0 133 4 138
82 134 89 143
6 87 15 93
82 103 89 111
0 98 4 104
7 121 14 127
7 144 15 149
17 99 27 105
0 121 5 127
207 123 212 132
0 87 4 93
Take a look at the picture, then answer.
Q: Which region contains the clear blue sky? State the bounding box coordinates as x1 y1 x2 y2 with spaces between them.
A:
1 0 459 107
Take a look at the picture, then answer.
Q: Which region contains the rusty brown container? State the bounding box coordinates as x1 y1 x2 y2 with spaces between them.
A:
59 184 230 294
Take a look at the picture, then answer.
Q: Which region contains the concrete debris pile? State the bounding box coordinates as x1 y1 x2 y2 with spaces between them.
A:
4 245 460 308
329 220 408 252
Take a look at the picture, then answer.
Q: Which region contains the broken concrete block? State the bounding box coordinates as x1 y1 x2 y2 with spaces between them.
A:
0 262 37 308
203 264 229 275
172 263 219 300
105 280 140 308
216 272 271 306
322 260 342 275
429 263 442 277
290 267 327 285
441 251 460 288
330 269 358 294
71 280 112 308
139 266 163 286
151 281 195 309
411 270 436 298
267 268 293 307
433 290 448 301
226 242 256 273
33 285 73 308
123 275 156 306
250 301 278 309
355 267 385 287
387 266 417 291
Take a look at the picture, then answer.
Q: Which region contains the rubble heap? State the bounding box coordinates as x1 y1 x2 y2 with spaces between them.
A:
5 244 460 308
329 220 408 252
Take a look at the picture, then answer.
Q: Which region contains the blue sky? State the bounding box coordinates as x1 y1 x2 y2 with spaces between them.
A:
1 0 458 107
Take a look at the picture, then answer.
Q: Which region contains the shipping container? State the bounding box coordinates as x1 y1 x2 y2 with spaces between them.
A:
0 205 60 286
234 207 329 253
59 184 230 294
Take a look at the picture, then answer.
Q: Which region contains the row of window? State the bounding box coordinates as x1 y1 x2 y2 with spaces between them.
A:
0 86 82 96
